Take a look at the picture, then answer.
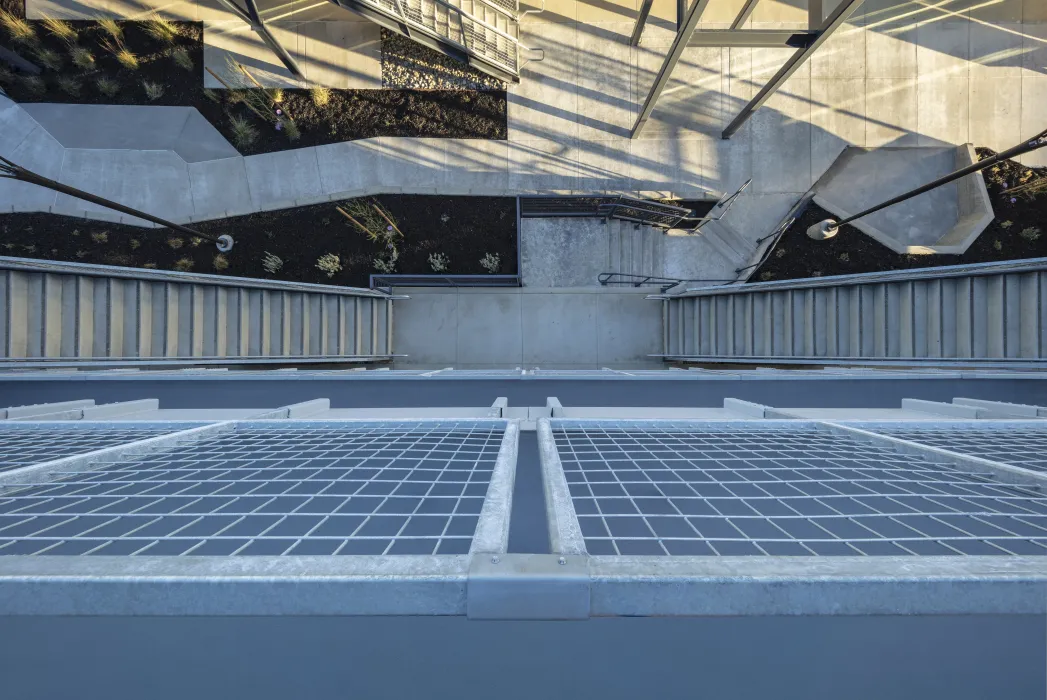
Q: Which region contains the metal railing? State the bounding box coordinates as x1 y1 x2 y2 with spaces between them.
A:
332 0 526 79
684 178 751 232
520 195 695 229
598 272 737 292
370 274 521 293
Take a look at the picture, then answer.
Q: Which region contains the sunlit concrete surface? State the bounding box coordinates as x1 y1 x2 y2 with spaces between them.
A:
8 0 1047 265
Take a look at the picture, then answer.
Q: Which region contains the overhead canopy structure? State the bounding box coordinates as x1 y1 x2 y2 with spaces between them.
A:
631 0 866 140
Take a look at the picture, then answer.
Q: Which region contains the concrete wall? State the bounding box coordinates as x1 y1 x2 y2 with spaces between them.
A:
0 614 1042 699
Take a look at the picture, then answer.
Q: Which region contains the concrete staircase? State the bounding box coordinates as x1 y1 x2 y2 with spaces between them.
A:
656 258 1047 368
607 219 666 281
0 257 398 368
331 0 524 82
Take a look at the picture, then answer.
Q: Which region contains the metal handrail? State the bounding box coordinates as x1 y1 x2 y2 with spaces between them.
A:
685 178 751 232
370 274 522 293
600 272 737 291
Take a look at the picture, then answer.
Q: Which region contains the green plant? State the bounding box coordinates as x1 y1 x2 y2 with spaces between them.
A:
95 76 119 96
167 236 184 249
0 8 36 44
774 247 786 258
228 114 258 149
309 85 331 107
480 252 500 273
90 231 108 244
129 238 140 250
171 45 193 71
143 13 178 43
213 253 229 271
22 244 36 254
428 252 450 272
270 86 283 103
337 199 402 243
203 88 221 102
173 257 194 272
993 239 1003 251
191 236 203 247
41 14 77 42
33 46 63 71
18 74 45 94
100 37 137 69
316 253 342 278
98 17 122 40
1019 226 1041 241
144 81 164 100
75 249 88 258
838 252 850 262
261 251 283 274
759 271 775 281
69 45 94 69
142 262 157 269
373 256 396 274
56 75 81 95
0 64 14 84
283 117 300 142
1000 220 1013 228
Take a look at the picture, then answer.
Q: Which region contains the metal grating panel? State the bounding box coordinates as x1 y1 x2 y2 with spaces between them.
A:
0 422 504 556
869 424 1047 473
0 425 179 473
552 422 1047 556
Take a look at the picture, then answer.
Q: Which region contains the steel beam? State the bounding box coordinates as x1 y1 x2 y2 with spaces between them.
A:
630 0 654 46
808 0 822 28
688 29 819 47
729 0 760 29
215 0 306 79
721 0 864 139
677 0 687 29
631 0 715 139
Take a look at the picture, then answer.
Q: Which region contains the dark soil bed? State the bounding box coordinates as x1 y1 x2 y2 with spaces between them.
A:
751 148 1047 282
0 20 506 156
0 195 517 287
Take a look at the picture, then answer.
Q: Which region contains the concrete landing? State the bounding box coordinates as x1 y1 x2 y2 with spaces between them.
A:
813 145 994 254
391 287 664 369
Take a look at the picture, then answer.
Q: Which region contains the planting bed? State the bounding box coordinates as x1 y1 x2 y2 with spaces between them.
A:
0 195 518 287
0 20 507 156
752 149 1047 282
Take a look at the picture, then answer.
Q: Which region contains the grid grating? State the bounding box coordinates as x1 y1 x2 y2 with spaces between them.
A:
0 422 503 556
0 426 179 473
552 422 1047 556
869 424 1047 473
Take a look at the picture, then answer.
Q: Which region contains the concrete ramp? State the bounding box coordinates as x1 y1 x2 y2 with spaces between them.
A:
813 145 993 255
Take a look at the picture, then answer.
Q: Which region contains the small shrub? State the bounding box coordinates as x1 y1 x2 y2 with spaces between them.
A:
228 114 258 149
22 244 36 253
143 262 157 269
56 75 81 96
283 118 301 142
90 231 108 244
309 85 331 107
19 75 45 94
0 9 35 44
262 251 283 274
993 239 1003 251
373 256 396 274
203 88 221 103
143 13 178 43
98 17 122 40
103 252 132 266
774 247 786 258
0 64 12 83
171 46 193 71
142 80 163 100
33 46 63 71
1020 226 1041 241
167 236 184 250
213 253 229 271
428 252 450 272
75 249 88 258
316 253 343 278
129 238 140 250
173 257 194 272
811 271 823 277
480 253 500 273
100 37 137 69
95 76 119 97
270 87 283 103
71 229 80 236
838 252 850 262
1000 220 1013 228
41 14 77 43
759 271 775 281
190 236 203 247
69 45 95 69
